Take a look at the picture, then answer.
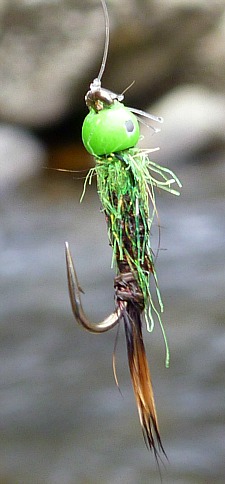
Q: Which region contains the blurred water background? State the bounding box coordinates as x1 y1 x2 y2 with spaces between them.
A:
1 1 225 483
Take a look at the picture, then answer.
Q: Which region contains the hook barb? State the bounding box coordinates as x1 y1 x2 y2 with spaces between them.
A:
65 242 121 333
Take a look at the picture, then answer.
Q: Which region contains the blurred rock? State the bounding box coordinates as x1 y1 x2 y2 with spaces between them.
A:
0 0 105 126
195 10 225 92
141 85 225 164
0 124 46 190
0 0 224 127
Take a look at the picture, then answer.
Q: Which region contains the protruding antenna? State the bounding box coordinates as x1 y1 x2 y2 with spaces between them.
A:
128 107 163 124
121 80 136 96
97 0 110 81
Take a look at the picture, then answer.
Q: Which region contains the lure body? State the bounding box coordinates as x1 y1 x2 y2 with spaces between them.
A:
81 85 166 456
65 0 181 462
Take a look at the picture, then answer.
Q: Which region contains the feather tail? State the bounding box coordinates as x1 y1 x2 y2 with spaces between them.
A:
123 304 166 459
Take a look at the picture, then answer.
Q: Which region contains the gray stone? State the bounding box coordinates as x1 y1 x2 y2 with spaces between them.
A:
0 0 224 127
0 124 46 190
141 85 225 164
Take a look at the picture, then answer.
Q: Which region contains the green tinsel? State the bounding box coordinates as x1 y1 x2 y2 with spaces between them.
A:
82 147 181 367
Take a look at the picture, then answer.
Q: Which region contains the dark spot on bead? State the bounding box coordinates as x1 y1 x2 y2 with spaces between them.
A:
125 120 134 133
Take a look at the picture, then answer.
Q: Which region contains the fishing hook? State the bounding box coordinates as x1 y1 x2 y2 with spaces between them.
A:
65 242 121 333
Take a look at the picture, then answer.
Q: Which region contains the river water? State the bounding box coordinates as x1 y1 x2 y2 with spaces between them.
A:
1 154 225 483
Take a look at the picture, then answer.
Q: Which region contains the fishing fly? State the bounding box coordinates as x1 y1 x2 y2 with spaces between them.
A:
65 0 181 461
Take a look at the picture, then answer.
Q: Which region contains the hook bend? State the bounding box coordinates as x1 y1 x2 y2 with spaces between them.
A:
65 242 121 333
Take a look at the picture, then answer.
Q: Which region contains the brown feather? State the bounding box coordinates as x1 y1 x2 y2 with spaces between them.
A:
123 304 166 458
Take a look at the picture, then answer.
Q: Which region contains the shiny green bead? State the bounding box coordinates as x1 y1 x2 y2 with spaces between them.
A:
82 101 140 156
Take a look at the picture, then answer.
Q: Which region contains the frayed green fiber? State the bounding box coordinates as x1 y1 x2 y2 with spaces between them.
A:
81 147 181 366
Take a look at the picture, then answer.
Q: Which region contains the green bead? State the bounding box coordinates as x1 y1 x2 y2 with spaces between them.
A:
82 101 140 156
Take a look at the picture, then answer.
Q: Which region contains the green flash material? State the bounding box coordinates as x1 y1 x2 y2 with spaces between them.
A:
82 101 140 156
82 147 182 367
